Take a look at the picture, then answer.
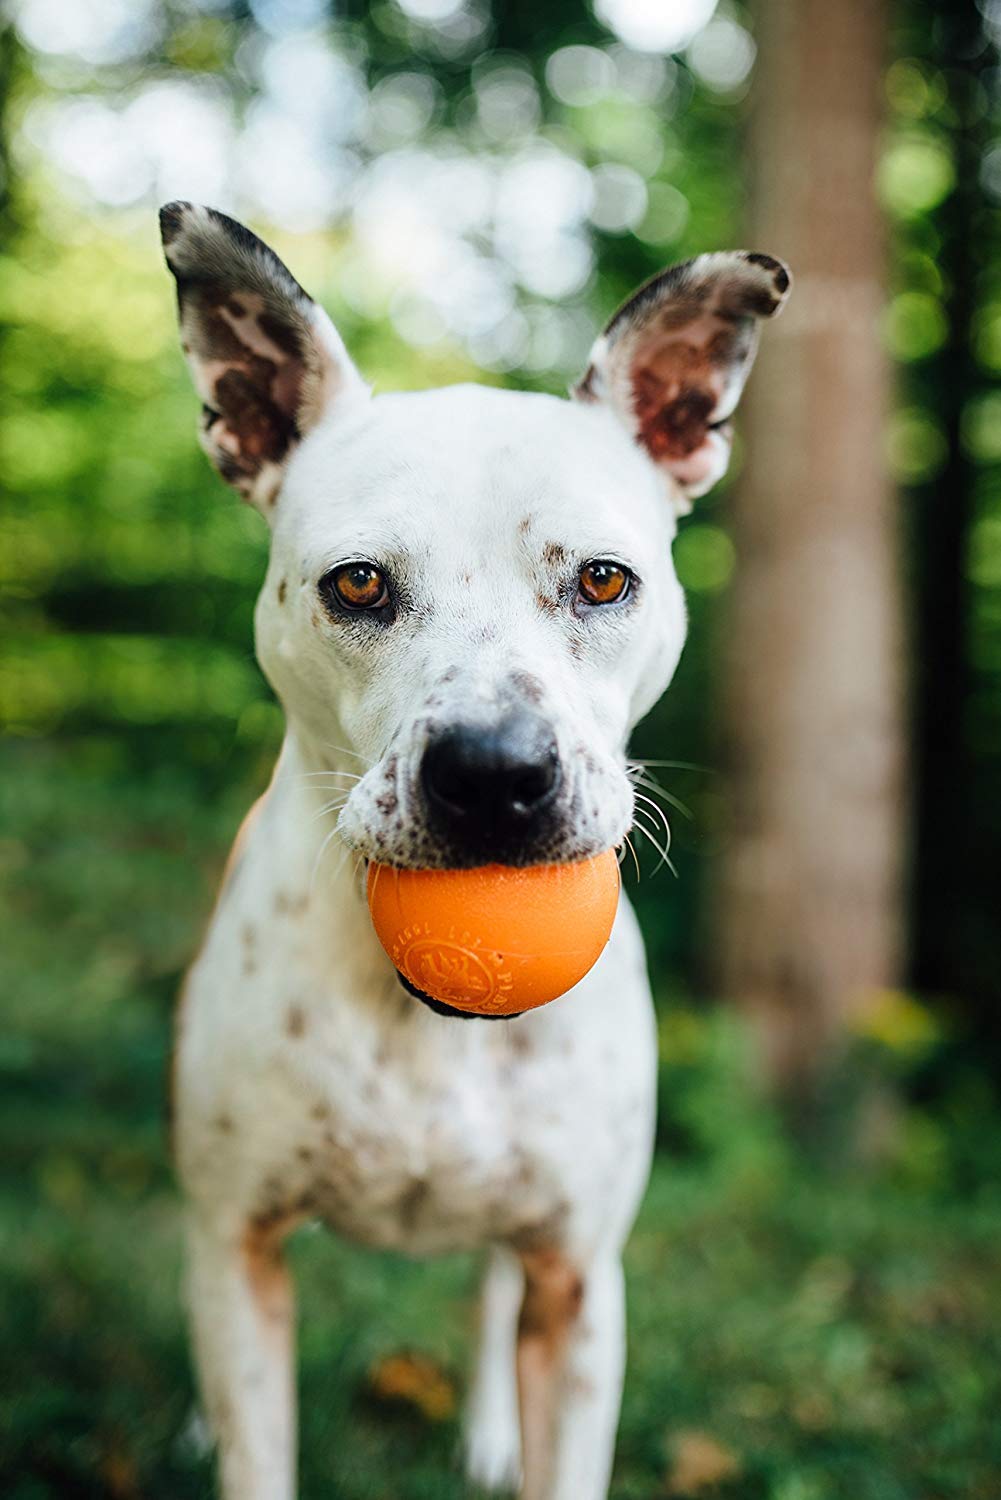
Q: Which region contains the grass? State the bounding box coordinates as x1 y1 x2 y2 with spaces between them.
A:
2 741 1001 1499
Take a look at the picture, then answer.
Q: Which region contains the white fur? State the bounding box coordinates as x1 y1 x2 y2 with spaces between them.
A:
166 211 781 1498
175 383 677 1499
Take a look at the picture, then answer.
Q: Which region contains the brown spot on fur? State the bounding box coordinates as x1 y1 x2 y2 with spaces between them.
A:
632 362 716 461
516 1249 585 1490
518 1250 584 1341
258 311 303 358
213 366 292 464
744 250 788 287
286 1004 306 1039
198 306 256 362
542 541 568 569
241 921 258 976
536 592 559 616
310 1102 330 1121
509 1201 571 1253
277 577 287 604
242 1211 301 1335
509 1027 533 1057
397 1177 430 1230
522 1254 582 1350
214 1113 235 1134
510 670 544 705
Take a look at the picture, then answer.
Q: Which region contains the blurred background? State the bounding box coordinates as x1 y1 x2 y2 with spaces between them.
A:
2 0 1001 1496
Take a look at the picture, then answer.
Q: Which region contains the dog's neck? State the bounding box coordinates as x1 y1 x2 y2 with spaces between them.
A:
266 729 369 890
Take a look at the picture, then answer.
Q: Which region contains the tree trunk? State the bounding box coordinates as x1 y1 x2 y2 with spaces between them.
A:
717 0 905 1095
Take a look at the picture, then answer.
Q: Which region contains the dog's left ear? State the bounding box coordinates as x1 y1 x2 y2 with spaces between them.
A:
160 201 368 511
573 251 791 511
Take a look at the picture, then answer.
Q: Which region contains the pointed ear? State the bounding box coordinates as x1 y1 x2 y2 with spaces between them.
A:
573 251 791 511
159 201 368 511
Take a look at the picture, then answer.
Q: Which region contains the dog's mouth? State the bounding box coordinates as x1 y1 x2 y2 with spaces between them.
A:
395 969 524 1021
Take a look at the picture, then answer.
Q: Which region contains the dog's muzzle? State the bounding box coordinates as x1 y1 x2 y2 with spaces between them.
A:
420 711 562 866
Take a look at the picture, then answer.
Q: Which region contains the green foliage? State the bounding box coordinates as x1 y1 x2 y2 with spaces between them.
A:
2 744 1001 1498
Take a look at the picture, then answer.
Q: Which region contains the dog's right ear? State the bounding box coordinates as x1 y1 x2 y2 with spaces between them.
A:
573 251 790 512
160 202 368 512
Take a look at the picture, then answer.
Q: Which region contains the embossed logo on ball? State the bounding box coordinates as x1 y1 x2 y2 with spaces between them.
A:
392 923 514 1010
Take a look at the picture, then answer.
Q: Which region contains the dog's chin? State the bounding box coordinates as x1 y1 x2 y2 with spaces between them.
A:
351 826 619 873
395 968 524 1020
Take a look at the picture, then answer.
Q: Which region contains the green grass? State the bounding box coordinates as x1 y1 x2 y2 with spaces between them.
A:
2 742 1001 1499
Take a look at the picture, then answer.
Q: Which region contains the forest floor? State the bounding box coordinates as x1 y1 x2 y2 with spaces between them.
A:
2 743 1000 1500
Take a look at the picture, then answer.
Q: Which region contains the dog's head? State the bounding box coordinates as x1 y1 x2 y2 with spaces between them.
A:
161 202 788 870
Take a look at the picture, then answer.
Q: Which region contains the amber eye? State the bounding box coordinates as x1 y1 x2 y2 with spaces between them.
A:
322 562 390 613
578 560 631 607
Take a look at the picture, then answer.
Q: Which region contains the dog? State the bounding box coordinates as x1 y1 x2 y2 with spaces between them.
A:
160 199 789 1500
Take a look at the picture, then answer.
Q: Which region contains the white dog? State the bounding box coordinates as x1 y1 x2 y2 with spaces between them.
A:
161 200 789 1500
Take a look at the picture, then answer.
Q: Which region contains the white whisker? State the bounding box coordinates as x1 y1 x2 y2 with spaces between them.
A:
628 758 709 773
322 744 373 767
311 795 351 822
632 791 673 851
627 764 694 821
619 831 641 883
310 821 345 890
298 770 364 783
630 815 678 879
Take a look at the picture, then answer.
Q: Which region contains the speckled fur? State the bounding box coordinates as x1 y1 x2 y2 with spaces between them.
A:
163 203 787 1500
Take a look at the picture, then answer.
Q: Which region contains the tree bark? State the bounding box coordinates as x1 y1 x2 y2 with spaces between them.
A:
717 0 905 1094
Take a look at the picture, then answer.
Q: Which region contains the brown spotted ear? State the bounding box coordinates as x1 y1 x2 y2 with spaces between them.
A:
573 251 791 510
159 201 368 511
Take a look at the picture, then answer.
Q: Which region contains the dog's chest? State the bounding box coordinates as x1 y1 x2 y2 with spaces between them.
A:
179 879 655 1257
266 1001 601 1255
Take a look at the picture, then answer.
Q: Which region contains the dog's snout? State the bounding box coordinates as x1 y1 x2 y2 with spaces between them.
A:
421 713 561 858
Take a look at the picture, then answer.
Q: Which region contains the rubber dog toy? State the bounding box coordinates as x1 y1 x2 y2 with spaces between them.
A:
366 850 620 1016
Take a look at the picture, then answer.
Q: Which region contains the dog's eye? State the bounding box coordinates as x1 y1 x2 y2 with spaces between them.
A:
321 562 390 613
578 560 631 607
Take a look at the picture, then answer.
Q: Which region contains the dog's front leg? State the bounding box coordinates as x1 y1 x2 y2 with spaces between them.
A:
186 1210 297 1500
465 1245 524 1491
516 1250 625 1500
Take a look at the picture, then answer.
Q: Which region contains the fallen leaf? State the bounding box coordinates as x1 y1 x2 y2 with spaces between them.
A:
367 1349 457 1423
666 1429 742 1495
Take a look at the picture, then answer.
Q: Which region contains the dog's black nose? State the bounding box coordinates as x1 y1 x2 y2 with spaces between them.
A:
422 713 561 859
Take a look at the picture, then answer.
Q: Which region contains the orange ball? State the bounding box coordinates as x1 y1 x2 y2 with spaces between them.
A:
366 851 620 1017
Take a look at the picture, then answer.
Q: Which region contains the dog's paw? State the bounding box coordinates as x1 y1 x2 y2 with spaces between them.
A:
464 1416 522 1493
